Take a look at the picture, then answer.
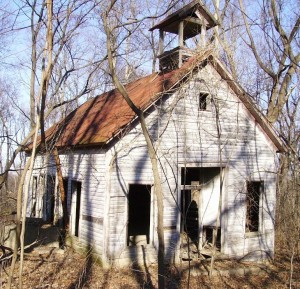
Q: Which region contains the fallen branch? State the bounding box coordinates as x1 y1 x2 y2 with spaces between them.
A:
0 239 40 263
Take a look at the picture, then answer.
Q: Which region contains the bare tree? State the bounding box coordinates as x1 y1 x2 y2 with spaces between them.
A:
211 1 299 284
0 0 108 188
212 0 299 124
103 7 167 289
239 0 300 124
3 0 108 286
101 1 181 287
276 75 300 286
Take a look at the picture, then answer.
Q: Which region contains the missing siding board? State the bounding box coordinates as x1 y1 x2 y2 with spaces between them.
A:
203 226 221 249
32 176 38 199
164 225 177 231
82 214 103 225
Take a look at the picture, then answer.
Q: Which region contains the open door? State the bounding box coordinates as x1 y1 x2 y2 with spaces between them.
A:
181 167 222 251
200 168 221 249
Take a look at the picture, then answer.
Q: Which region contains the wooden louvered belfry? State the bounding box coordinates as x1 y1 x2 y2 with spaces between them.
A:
150 0 218 72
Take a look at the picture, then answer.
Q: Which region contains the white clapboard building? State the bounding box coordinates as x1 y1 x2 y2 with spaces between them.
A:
26 1 285 265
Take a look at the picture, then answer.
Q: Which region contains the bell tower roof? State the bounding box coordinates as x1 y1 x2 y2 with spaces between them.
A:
150 1 218 72
150 0 218 39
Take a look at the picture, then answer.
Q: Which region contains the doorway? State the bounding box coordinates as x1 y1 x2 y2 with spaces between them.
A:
181 189 199 245
45 175 55 223
181 167 222 250
127 184 151 246
71 181 82 237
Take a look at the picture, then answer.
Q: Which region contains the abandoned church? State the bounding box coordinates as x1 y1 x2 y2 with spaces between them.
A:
26 1 285 265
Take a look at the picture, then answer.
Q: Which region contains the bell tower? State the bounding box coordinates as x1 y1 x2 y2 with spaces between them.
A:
150 1 218 72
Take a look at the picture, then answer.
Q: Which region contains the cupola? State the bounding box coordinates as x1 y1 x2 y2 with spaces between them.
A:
150 1 218 72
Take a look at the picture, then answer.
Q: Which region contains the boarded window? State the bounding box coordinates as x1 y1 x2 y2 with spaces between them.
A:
199 92 209 110
246 181 263 232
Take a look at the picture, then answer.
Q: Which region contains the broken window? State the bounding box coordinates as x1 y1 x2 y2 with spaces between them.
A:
246 181 263 232
127 184 151 246
199 92 209 110
202 226 221 249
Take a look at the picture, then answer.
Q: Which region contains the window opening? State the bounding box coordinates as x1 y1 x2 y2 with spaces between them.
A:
199 92 209 110
202 226 221 248
246 181 263 232
127 184 151 246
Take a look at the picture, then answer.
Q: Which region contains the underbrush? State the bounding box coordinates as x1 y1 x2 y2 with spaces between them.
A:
1 245 299 289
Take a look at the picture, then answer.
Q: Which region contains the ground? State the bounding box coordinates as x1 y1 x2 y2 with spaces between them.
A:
1 222 299 288
1 249 300 288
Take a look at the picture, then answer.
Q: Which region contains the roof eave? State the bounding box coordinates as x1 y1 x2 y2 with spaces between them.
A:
149 0 218 32
208 55 287 153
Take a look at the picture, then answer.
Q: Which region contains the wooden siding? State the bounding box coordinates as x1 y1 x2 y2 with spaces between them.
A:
31 149 106 253
106 63 278 260
28 63 278 263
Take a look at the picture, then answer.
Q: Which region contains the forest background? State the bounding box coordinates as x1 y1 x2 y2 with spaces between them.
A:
0 0 299 288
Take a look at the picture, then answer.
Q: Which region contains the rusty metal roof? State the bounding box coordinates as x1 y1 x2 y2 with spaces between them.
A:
29 51 285 153
37 52 209 150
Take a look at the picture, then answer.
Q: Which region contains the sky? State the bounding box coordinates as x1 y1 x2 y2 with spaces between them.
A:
0 0 299 169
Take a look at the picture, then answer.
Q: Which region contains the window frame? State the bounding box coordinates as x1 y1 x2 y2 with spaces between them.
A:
198 92 210 111
245 180 264 235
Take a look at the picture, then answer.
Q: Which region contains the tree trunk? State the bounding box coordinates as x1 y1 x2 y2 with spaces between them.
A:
18 115 41 288
7 160 31 289
210 96 224 276
103 7 165 287
53 147 69 231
